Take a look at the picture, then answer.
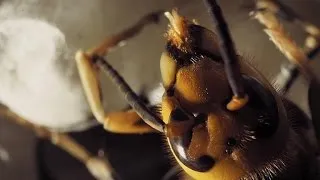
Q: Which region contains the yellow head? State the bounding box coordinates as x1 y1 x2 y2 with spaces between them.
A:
160 10 292 180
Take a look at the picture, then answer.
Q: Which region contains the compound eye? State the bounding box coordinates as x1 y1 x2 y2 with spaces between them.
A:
241 76 279 138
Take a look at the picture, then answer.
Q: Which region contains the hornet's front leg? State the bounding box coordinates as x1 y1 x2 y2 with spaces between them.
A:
76 11 163 134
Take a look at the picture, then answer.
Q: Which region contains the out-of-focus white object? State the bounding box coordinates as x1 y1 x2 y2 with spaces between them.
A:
0 18 97 132
0 144 10 163
0 17 116 180
147 83 165 106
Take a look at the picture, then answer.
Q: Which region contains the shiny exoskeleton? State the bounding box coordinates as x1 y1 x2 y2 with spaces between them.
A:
159 11 318 180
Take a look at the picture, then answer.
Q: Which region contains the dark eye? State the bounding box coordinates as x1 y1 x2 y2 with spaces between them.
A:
241 75 279 138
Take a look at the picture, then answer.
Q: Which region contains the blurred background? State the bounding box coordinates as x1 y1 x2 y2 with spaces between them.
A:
0 0 320 179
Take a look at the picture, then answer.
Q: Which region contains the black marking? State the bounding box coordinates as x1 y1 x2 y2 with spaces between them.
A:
198 155 215 167
167 135 215 172
165 42 201 66
166 87 175 97
188 24 223 61
194 113 208 126
166 108 215 172
166 24 223 66
166 42 222 66
170 108 190 122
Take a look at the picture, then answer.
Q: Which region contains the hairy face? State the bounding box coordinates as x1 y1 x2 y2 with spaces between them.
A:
160 11 292 180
